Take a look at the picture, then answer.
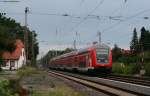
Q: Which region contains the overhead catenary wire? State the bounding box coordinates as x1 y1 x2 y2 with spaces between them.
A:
80 0 85 5
102 8 150 33
96 0 127 34
5 11 99 20
69 0 150 46
69 0 105 48
5 8 150 34
69 0 105 32
2 0 150 51
6 11 125 21
0 0 20 2
90 8 150 45
71 0 127 34
4 2 150 46
110 0 127 18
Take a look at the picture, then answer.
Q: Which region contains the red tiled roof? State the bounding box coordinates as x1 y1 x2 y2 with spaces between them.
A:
2 39 24 60
121 49 131 56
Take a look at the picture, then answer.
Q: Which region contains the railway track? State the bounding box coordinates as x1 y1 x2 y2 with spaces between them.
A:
48 70 150 96
103 74 150 87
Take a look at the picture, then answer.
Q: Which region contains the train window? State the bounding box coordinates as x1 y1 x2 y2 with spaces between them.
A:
96 48 109 64
78 51 88 55
75 57 78 62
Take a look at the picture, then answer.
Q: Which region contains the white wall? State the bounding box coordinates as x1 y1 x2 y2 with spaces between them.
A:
15 48 26 69
2 48 26 70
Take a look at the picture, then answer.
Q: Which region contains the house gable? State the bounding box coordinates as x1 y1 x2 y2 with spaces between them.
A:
1 39 26 70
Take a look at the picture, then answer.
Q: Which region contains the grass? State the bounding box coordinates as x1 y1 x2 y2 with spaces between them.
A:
17 66 85 96
17 66 38 79
0 66 85 96
0 70 5 75
112 62 141 75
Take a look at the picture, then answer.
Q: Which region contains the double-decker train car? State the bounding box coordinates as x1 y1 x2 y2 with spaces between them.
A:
49 44 112 73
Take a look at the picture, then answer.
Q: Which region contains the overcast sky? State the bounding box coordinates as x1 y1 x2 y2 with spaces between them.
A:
1 0 150 57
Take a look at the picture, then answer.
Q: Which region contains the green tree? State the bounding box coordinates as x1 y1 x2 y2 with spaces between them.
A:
112 44 122 62
144 30 150 51
130 28 139 54
64 48 74 53
139 27 150 51
27 31 39 60
40 48 74 68
139 27 145 52
0 14 39 66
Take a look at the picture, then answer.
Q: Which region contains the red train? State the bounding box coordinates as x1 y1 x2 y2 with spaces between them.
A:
49 44 112 73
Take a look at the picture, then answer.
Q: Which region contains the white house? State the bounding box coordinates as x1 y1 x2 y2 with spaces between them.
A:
1 40 26 70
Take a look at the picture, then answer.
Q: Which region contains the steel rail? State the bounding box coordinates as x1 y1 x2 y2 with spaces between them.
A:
104 75 150 87
48 70 141 96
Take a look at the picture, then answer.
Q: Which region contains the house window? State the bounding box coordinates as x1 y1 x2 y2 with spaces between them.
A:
0 60 5 67
10 61 15 67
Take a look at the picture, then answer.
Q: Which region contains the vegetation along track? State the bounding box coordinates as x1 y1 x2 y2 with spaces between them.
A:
103 74 150 87
48 70 147 96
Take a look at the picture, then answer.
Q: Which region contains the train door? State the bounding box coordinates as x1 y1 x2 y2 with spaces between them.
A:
79 53 89 68
79 55 85 68
73 56 78 68
86 54 92 68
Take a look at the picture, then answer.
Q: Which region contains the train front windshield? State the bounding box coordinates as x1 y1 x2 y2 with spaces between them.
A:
96 48 109 64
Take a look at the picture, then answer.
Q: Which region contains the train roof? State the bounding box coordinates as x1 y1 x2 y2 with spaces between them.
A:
78 43 109 52
51 44 110 61
51 51 77 60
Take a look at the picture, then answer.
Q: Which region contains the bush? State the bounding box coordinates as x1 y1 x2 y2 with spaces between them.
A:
145 63 150 76
130 63 141 74
0 79 19 96
122 65 132 75
112 63 124 74
112 63 141 75
118 56 141 64
144 51 150 62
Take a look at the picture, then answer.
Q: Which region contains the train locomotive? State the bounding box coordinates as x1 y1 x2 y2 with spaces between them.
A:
49 44 112 73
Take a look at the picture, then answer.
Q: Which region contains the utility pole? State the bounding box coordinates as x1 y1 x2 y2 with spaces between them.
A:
140 45 145 76
31 31 35 66
55 50 57 57
55 28 58 57
24 7 29 64
73 40 76 50
98 31 101 44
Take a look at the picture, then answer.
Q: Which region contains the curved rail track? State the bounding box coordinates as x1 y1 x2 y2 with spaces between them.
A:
48 70 150 96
